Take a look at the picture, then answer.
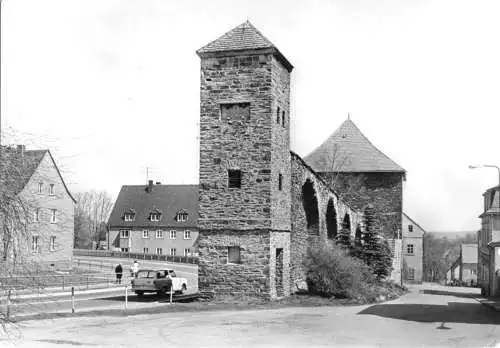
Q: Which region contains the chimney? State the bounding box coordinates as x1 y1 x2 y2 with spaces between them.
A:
147 180 153 193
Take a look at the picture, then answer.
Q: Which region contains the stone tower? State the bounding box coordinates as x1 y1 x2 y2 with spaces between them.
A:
196 21 293 299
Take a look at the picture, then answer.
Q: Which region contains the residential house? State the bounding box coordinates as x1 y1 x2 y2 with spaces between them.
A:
448 244 478 285
0 145 75 268
402 213 425 283
477 185 500 296
107 181 198 257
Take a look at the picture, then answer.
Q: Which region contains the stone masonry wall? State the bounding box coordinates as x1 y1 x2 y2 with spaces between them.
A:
270 56 292 232
290 153 362 291
319 172 403 239
270 231 291 298
197 230 271 298
198 54 274 230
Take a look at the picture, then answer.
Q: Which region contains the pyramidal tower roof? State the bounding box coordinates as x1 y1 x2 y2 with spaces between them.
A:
197 21 293 71
304 119 405 173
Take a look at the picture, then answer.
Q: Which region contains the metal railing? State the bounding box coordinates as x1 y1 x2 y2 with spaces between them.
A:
73 249 199 264
0 271 126 294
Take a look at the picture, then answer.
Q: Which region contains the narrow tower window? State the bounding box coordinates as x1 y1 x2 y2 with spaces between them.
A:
282 110 286 127
276 106 281 124
228 170 242 188
278 173 283 191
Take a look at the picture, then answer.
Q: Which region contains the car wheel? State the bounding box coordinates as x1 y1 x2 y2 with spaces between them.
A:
135 291 144 296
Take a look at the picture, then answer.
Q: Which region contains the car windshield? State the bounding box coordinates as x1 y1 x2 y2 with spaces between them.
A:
137 271 154 278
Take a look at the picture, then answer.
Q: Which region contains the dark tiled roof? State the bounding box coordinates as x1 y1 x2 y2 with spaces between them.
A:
198 21 275 54
304 119 405 173
107 184 198 229
1 148 46 194
197 21 293 71
461 244 477 264
0 147 76 202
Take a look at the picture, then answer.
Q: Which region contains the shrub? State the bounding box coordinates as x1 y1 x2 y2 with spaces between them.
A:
304 242 375 298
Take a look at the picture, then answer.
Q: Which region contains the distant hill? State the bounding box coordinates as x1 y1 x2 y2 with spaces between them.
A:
428 231 477 240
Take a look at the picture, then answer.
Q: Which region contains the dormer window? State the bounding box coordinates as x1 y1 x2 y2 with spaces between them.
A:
124 214 134 222
176 212 188 222
149 208 162 222
123 208 136 222
150 213 160 222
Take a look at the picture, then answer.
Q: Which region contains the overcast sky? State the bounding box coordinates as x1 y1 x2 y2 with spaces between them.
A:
2 0 499 232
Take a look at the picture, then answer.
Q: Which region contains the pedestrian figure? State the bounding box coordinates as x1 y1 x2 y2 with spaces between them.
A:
115 264 123 284
131 260 139 278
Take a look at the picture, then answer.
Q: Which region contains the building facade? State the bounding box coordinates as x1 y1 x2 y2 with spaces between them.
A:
402 213 425 283
1 145 75 269
107 182 199 257
477 186 500 296
448 244 478 285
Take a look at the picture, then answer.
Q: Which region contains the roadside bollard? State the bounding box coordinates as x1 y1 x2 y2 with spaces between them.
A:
170 285 173 304
71 287 75 314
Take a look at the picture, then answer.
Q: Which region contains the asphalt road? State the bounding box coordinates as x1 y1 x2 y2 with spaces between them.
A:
3 284 500 348
7 259 198 318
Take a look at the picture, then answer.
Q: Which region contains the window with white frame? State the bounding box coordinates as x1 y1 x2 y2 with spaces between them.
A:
170 248 176 256
408 224 414 232
34 208 40 222
408 267 415 280
176 213 187 222
50 236 56 251
156 230 163 238
32 236 40 252
50 209 57 223
156 248 163 255
143 247 149 254
228 246 241 264
184 230 191 240
407 244 414 255
120 230 130 238
150 213 160 222
121 248 129 252
142 230 149 239
169 230 176 239
49 184 55 196
124 214 134 222
38 183 43 194
184 248 191 256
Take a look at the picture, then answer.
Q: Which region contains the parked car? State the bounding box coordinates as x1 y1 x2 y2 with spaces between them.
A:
131 269 187 296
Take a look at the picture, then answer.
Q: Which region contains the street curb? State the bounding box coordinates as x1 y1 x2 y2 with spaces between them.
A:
473 297 500 312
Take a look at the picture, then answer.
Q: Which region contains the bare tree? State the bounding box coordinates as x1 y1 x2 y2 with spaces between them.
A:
74 190 113 249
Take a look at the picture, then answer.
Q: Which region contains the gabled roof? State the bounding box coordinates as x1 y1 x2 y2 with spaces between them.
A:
403 212 426 235
107 184 198 228
461 244 477 264
197 21 293 71
304 119 405 173
0 147 75 203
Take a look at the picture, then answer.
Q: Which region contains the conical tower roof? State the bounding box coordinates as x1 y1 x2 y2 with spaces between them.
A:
305 119 405 173
197 21 293 71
